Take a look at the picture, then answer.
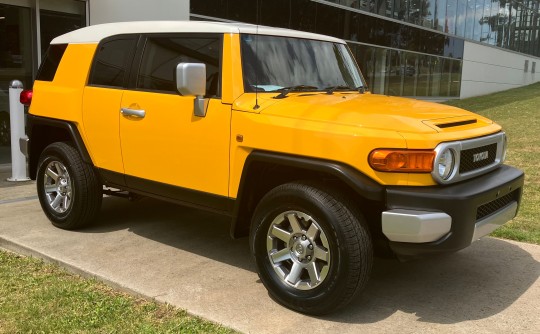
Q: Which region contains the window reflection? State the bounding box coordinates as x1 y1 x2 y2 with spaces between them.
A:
240 34 364 92
315 0 540 57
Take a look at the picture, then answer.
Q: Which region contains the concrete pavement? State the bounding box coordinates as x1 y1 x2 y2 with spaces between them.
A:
1 180 539 333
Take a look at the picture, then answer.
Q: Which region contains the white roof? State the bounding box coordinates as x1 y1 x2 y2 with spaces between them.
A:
51 21 345 45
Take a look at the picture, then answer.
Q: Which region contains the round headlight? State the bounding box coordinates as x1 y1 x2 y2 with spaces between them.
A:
437 148 455 180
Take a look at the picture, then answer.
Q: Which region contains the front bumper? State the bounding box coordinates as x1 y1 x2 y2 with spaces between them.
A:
383 165 524 258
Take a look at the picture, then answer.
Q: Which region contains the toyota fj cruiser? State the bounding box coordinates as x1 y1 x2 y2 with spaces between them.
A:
21 21 524 315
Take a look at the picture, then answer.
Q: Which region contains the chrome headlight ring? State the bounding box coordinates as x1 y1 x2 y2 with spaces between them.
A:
431 132 506 185
436 148 455 181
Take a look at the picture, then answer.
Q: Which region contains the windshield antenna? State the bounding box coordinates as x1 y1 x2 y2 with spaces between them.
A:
253 0 260 110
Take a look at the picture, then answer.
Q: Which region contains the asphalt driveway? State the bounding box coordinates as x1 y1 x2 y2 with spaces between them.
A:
1 180 539 333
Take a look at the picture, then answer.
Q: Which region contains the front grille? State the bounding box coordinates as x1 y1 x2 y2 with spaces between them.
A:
476 190 519 221
460 143 497 173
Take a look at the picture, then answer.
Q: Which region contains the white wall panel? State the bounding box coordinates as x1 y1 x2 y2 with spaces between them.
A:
89 0 189 25
461 41 540 99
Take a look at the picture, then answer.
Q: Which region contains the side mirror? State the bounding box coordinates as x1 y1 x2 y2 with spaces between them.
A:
176 62 208 117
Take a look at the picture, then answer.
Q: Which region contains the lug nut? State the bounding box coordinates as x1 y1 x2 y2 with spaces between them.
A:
302 235 307 240
293 236 297 240
308 244 313 250
307 256 312 261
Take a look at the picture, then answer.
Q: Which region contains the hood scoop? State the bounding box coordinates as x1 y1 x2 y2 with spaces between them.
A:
423 116 489 133
435 118 477 129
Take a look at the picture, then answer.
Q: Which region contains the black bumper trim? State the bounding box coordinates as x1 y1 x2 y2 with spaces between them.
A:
385 165 524 258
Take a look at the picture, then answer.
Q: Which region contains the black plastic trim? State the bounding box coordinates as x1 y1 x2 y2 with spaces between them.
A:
102 173 234 216
27 114 92 163
230 150 384 238
385 165 524 258
242 151 384 201
97 168 126 187
26 114 93 178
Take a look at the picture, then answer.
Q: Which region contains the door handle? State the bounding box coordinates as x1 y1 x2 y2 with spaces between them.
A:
121 107 146 118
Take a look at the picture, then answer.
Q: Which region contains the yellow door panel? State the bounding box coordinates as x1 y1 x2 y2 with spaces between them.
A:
82 86 124 173
119 91 231 196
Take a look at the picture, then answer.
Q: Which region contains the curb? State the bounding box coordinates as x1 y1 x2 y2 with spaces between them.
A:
0 235 150 301
0 235 243 333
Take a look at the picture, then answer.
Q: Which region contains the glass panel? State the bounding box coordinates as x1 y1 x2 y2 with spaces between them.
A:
386 49 402 95
355 45 377 89
226 0 257 23
473 0 485 41
260 0 291 28
315 3 345 38
89 38 137 88
478 0 491 43
36 44 68 82
424 0 436 29
438 57 451 97
434 0 446 32
464 0 475 40
0 4 32 155
40 5 85 56
428 56 441 96
449 58 461 96
455 0 466 37
416 55 431 96
137 36 221 96
290 0 317 32
240 34 364 92
409 0 427 26
190 0 227 19
446 0 457 34
402 52 418 96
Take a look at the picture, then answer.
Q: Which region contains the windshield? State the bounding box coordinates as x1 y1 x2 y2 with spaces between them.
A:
240 34 365 93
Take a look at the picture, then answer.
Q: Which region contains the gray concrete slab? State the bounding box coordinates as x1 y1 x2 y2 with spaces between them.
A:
1 184 539 334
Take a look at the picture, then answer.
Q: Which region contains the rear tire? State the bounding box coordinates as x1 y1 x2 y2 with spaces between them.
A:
250 181 373 315
36 142 102 229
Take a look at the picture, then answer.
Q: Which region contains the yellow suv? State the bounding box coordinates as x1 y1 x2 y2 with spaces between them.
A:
21 21 524 315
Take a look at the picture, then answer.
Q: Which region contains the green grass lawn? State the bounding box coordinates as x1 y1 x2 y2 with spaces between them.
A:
0 250 237 334
445 82 540 245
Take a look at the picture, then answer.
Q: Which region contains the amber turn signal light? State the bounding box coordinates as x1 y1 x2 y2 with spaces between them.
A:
369 149 435 173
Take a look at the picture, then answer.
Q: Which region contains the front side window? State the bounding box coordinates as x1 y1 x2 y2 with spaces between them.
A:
137 35 221 97
241 34 365 92
89 37 137 88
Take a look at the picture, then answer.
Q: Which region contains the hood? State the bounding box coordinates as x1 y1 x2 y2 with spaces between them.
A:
234 92 493 134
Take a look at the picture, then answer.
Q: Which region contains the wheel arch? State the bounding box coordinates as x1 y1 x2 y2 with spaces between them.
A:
230 150 385 239
28 114 92 179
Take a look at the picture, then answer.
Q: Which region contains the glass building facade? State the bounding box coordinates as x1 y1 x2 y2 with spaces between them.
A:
190 0 540 99
328 0 540 57
0 0 86 162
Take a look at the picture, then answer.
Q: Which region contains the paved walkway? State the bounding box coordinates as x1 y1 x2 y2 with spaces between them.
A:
1 180 539 333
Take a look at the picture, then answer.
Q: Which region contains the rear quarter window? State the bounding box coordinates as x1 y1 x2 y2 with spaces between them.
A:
36 44 68 81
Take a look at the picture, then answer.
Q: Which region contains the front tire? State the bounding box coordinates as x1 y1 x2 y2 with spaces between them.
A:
36 142 102 229
250 182 373 315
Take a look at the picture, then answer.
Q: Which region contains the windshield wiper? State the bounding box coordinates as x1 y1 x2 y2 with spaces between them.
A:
273 85 319 99
324 85 366 95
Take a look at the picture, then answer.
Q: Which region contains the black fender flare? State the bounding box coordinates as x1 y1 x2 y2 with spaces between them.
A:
27 114 93 178
230 150 384 238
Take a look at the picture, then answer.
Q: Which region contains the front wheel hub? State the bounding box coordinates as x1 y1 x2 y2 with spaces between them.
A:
290 236 314 263
266 211 331 290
